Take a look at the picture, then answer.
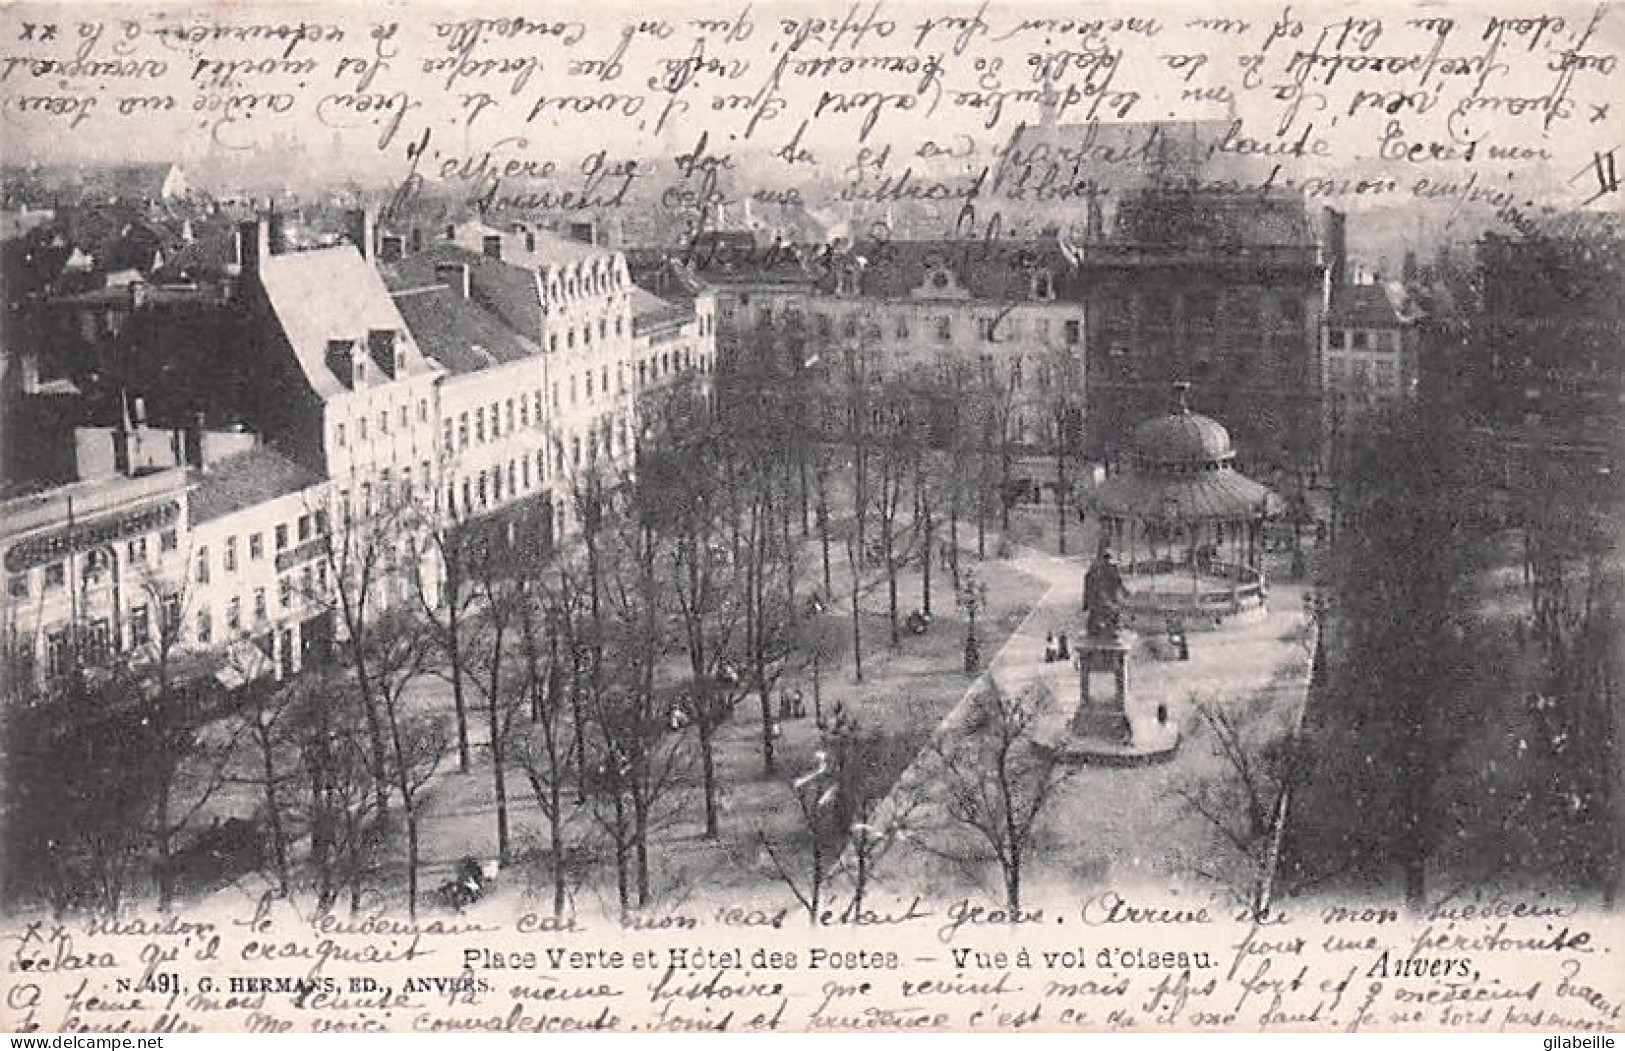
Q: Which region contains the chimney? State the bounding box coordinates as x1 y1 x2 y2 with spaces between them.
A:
128 280 148 309
184 411 205 468
378 234 404 263
482 233 502 260
1321 207 1347 290
326 338 358 388
236 218 269 273
132 396 147 427
347 208 377 262
267 212 288 255
435 261 471 298
367 329 401 378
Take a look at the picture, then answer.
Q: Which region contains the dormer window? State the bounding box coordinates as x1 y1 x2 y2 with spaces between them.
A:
837 269 859 295
1031 269 1056 301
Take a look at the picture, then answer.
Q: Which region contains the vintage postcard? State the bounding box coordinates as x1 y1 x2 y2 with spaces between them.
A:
0 0 1621 1035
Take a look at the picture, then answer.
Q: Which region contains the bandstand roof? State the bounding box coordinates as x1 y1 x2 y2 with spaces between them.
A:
1089 468 1283 523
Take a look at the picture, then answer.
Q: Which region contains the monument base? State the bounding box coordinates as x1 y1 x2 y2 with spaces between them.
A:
1051 631 1180 766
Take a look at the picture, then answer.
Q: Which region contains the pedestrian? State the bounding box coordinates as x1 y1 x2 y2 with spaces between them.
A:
792 689 806 719
1057 631 1070 660
1044 632 1057 663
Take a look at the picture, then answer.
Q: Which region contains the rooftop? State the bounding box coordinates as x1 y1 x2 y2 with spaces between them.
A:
1328 283 1403 329
391 284 540 375
188 446 323 525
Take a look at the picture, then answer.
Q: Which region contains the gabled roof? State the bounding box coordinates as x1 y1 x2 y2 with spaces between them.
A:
256 246 430 399
1328 283 1402 328
383 244 544 338
391 285 540 375
852 238 1078 300
189 446 323 525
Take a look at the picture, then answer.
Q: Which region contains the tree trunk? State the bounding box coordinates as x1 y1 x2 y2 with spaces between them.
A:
449 611 471 773
486 624 510 867
406 810 420 919
259 723 290 895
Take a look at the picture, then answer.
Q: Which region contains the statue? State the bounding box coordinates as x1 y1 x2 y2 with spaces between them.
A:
1082 542 1129 640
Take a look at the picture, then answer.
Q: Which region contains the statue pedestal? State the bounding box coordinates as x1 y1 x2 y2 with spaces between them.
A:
1071 636 1132 743
1051 631 1181 766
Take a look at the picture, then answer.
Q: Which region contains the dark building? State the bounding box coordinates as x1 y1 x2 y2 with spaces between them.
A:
1078 187 1326 479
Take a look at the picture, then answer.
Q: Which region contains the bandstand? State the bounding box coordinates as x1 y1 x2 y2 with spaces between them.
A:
1088 383 1283 632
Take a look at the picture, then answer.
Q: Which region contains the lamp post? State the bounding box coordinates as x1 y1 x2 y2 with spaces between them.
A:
958 567 988 674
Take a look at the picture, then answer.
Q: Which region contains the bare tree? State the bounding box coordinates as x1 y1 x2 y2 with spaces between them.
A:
927 680 1072 914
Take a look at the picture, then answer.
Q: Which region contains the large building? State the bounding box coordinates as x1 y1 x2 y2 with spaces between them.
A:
3 209 715 693
696 186 1326 479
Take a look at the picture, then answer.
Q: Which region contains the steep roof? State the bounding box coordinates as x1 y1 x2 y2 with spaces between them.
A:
1328 283 1402 329
383 244 544 339
256 245 430 400
391 285 540 375
189 446 323 524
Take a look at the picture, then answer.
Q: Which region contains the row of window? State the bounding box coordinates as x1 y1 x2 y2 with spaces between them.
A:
7 528 180 599
196 512 326 585
752 304 1085 348
1327 356 1400 391
334 396 432 448
195 564 325 644
448 393 546 453
547 315 623 354
1326 328 1402 352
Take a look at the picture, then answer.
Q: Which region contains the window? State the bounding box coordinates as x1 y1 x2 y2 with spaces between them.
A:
443 419 454 451
549 333 558 353
461 478 472 512
1352 330 1370 350
616 317 623 336
276 523 289 550
336 422 347 447
491 401 502 438
459 412 470 448
494 467 504 502
7 573 27 598
572 437 581 466
380 469 393 508
280 576 293 608
476 407 486 443
379 409 390 435
249 533 264 561
224 538 238 573
1065 319 1082 345
226 597 241 632
196 610 212 644
583 324 592 346
567 328 576 349
936 316 952 342
127 537 147 564
419 398 429 422
520 398 530 428
1328 329 1347 350
601 367 609 393
570 375 578 404
1036 318 1051 341
478 472 489 508
130 604 150 646
1010 356 1024 390
522 457 532 489
977 316 996 341
359 416 368 440
533 391 544 426
195 549 210 584
537 449 548 483
161 528 178 552
399 404 408 429
586 373 594 400
402 466 413 503
507 461 517 495
339 489 352 523
1032 270 1055 300
361 482 373 518
298 514 313 542
161 593 181 635
45 563 65 590
254 588 267 623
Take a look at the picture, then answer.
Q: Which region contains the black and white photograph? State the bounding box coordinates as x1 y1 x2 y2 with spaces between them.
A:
0 0 1621 1036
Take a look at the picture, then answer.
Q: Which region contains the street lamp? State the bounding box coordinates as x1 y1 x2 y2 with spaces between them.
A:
958 567 988 673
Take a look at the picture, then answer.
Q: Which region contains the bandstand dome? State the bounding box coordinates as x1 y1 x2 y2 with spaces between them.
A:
1090 386 1283 524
